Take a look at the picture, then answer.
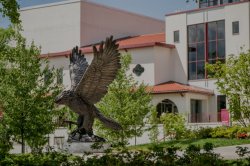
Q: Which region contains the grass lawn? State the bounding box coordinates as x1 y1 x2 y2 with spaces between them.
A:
128 138 250 151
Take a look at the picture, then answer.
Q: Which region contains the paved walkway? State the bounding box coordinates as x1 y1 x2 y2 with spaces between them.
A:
213 144 250 159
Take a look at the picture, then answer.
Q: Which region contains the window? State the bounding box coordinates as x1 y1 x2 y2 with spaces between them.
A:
56 68 63 85
199 0 218 8
232 21 239 35
190 99 202 123
188 24 206 80
156 99 178 118
174 30 179 43
200 0 240 8
188 20 225 80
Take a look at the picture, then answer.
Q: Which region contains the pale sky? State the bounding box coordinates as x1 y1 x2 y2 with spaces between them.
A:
0 0 197 27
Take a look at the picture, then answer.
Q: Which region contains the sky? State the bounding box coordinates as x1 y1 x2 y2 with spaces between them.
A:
0 0 197 27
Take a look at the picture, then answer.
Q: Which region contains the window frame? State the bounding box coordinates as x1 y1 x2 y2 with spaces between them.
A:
232 21 239 35
174 30 180 43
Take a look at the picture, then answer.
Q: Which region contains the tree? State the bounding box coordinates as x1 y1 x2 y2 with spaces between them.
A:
0 27 61 153
95 54 154 146
148 109 159 143
207 51 250 126
0 0 20 24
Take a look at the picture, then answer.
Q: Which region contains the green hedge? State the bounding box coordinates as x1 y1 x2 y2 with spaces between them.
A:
186 125 250 139
0 143 237 166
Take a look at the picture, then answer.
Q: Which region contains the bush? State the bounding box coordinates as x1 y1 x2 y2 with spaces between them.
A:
0 143 227 166
193 127 213 139
160 113 186 140
211 125 250 139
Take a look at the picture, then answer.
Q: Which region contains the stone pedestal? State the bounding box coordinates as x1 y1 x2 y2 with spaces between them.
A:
63 142 111 153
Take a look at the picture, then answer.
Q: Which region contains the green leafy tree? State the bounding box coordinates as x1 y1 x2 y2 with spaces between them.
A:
160 113 186 140
95 54 154 146
0 0 20 24
207 51 250 126
0 27 61 153
148 109 159 143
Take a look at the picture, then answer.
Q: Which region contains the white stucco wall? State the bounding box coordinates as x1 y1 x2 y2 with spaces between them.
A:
165 13 188 84
123 47 155 86
21 0 164 54
154 46 174 85
81 1 164 46
20 0 81 54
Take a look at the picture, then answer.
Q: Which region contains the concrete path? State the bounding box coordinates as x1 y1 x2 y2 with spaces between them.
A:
213 144 250 159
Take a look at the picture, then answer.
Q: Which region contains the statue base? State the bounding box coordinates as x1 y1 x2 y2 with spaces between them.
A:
63 141 111 153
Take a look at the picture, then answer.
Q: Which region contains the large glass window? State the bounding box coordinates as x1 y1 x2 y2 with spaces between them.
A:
188 24 205 80
188 20 225 80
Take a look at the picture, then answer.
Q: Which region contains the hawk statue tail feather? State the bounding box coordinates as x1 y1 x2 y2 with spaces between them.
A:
93 106 122 131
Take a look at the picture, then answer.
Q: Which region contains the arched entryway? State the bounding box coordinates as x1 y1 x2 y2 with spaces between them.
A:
156 99 178 117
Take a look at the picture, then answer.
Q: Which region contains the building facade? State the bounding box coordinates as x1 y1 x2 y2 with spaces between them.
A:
17 0 250 148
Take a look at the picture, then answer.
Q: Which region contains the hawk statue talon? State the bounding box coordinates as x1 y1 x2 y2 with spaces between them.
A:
55 36 122 142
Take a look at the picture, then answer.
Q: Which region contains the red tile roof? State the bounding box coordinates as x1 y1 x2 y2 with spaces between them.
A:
40 33 174 58
151 81 214 95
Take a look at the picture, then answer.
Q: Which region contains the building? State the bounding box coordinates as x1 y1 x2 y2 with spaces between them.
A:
20 0 164 54
18 0 250 147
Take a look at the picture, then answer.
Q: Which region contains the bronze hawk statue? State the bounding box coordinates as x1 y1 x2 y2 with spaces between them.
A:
55 36 122 142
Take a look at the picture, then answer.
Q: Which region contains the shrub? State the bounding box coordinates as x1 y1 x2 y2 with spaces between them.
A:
160 113 186 140
211 125 250 139
0 143 228 166
194 127 213 139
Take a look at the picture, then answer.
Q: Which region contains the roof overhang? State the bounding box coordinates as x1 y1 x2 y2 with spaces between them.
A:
150 81 214 96
40 33 175 59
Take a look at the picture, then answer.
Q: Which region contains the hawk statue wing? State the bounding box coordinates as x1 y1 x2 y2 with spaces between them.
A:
69 46 89 90
74 36 120 104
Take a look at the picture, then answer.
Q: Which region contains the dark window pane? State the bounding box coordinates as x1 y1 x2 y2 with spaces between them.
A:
197 61 205 79
209 0 218 6
218 40 225 59
188 44 197 61
188 25 196 43
174 30 179 42
197 24 205 42
199 0 208 8
217 21 225 39
217 95 226 111
232 21 239 34
208 22 217 40
208 59 216 64
197 42 205 61
208 41 216 59
189 62 196 80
